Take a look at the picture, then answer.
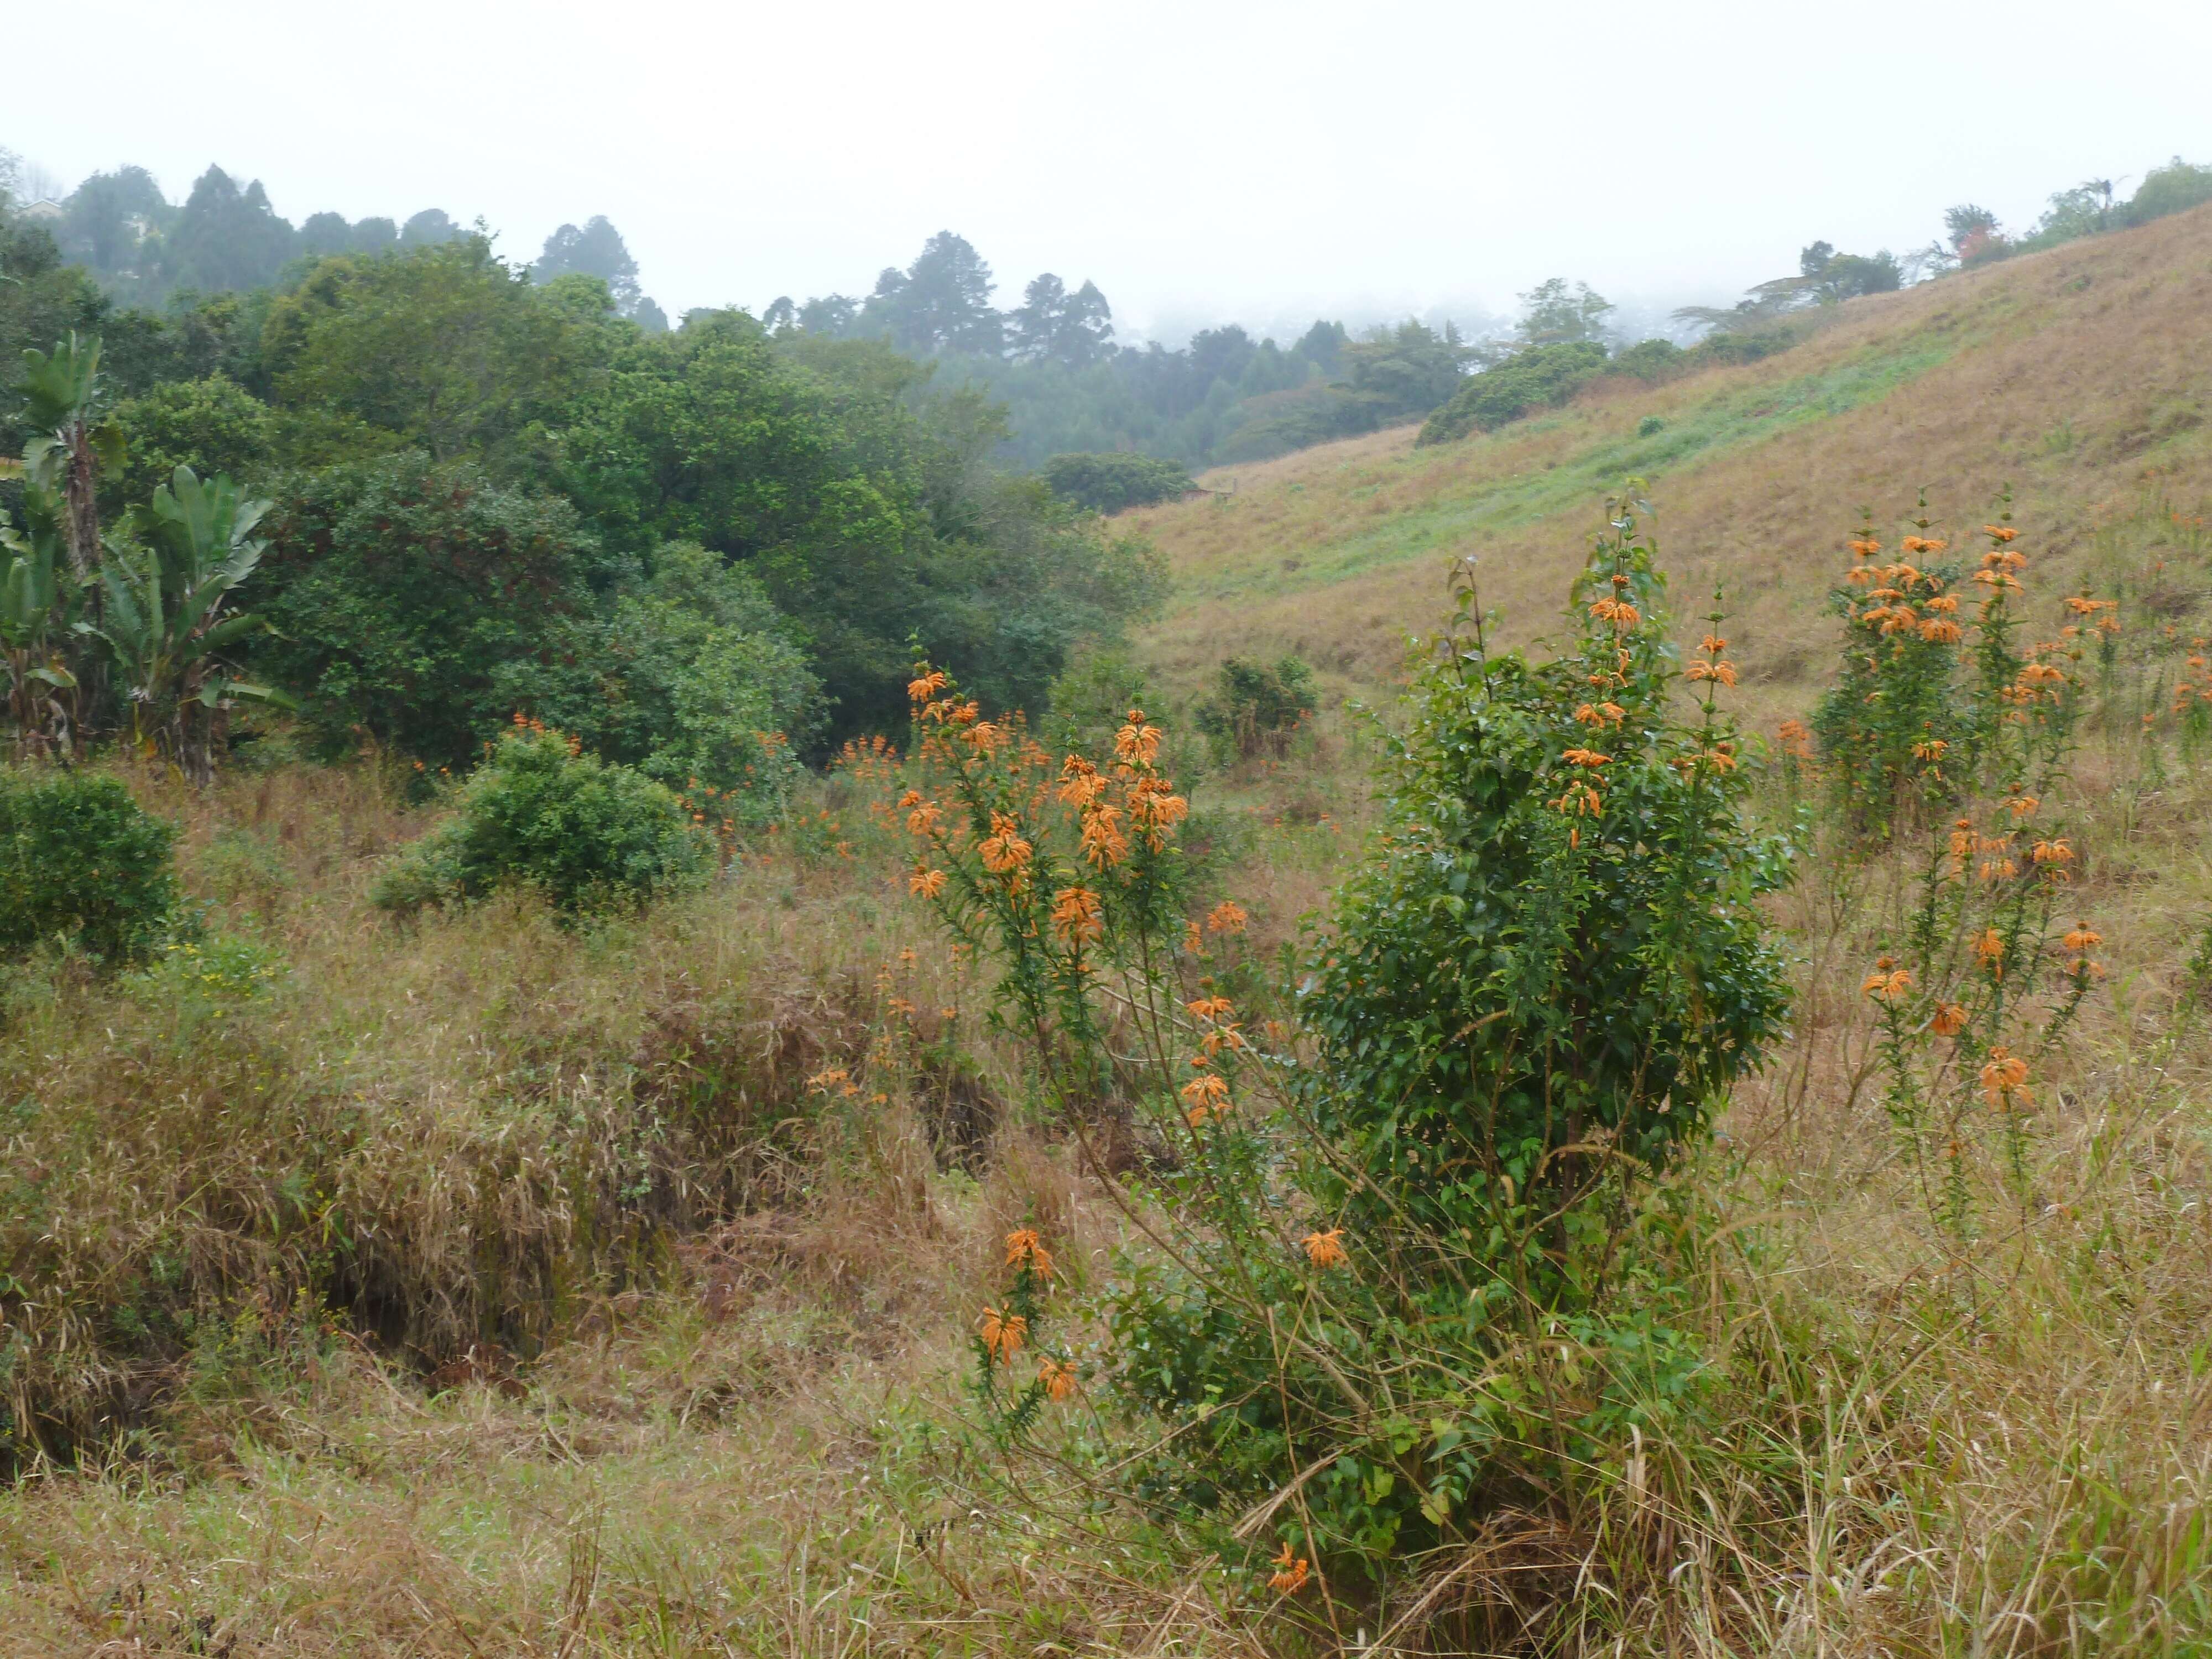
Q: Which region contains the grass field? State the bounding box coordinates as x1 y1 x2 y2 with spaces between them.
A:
4 207 2212 1656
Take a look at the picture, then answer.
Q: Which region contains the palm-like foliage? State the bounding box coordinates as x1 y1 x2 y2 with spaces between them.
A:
80 467 289 784
18 333 125 582
0 484 80 760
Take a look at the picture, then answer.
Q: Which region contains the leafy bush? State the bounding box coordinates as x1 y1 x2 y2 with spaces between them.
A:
1613 339 1686 384
1415 340 1608 445
374 725 709 920
1105 493 1793 1579
493 541 818 821
1040 451 1194 514
253 453 615 769
0 768 178 964
1193 654 1316 761
2119 158 2212 228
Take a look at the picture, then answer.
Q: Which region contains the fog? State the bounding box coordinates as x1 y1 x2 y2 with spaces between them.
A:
11 0 2211 341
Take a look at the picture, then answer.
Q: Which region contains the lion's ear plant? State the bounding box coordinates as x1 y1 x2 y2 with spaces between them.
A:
902 488 1798 1634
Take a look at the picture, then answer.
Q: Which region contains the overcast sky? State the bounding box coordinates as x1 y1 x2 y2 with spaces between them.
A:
11 0 2211 343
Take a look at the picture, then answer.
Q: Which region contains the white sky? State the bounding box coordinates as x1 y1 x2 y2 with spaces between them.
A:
11 0 2211 343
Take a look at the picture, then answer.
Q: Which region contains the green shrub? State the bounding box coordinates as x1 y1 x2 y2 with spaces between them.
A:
0 768 179 965
1105 489 1796 1578
1040 451 1195 514
1637 413 1666 436
253 453 617 770
1415 341 1608 445
1193 654 1316 761
493 541 818 821
1613 339 1686 384
2119 156 2212 228
374 726 709 920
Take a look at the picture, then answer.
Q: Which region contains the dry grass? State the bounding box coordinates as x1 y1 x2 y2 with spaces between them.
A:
1124 202 2212 723
6 207 2212 1656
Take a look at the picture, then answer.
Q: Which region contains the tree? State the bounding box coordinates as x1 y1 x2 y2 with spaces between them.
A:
533 216 641 313
252 453 613 766
18 331 124 581
0 479 80 759
863 232 1003 357
1943 204 2006 264
1515 276 1614 346
58 167 170 279
165 166 296 293
1010 273 1114 368
83 466 288 784
1293 319 1348 375
298 211 355 259
2118 158 2212 228
263 236 609 465
401 209 460 248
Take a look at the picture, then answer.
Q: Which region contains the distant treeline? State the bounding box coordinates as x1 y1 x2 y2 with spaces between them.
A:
0 163 1160 791
0 158 670 328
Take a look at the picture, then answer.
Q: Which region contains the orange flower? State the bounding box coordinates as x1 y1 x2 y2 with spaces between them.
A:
1036 1355 1078 1402
1184 919 1206 955
2031 838 2074 868
1114 712 1162 766
1983 524 2018 542
2062 922 2103 953
1913 738 1948 763
906 797 943 837
907 668 948 702
980 811 1034 875
1057 755 1106 808
1561 748 1612 767
1686 660 1739 686
1776 718 1812 759
1930 1001 1968 1037
1301 1228 1347 1268
909 867 948 898
1901 535 1948 555
1700 634 1728 655
1861 959 1913 1004
1919 619 1964 644
1979 1049 2031 1107
1269 1543 1311 1594
1080 805 1129 869
1974 929 2006 974
1187 995 1236 1022
2007 794 2041 820
1206 900 1249 935
978 1307 1027 1363
1051 885 1103 947
1180 1072 1231 1114
1005 1228 1056 1280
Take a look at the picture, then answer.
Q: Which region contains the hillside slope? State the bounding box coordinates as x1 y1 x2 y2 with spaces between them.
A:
1128 204 2212 716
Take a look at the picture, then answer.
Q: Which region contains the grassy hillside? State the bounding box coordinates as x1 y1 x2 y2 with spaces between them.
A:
1129 202 2212 713
6 207 2212 1657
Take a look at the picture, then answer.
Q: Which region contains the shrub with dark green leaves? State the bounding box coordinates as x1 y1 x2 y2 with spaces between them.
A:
1040 451 1195 514
1106 491 1796 1579
1193 654 1316 761
373 726 709 920
1415 340 1608 445
0 768 178 965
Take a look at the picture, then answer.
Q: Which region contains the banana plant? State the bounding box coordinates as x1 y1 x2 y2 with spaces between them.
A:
0 483 80 760
79 466 291 785
19 332 125 583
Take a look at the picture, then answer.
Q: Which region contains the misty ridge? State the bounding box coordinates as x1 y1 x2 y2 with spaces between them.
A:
9 148 2210 481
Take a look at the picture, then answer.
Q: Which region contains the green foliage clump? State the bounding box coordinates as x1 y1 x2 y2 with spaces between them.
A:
1193 655 1316 761
0 768 178 965
1039 452 1194 514
495 542 818 819
1614 340 1686 384
1415 341 1608 446
1106 493 1794 1575
107 375 273 508
253 453 613 769
2119 157 2212 228
373 726 709 920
